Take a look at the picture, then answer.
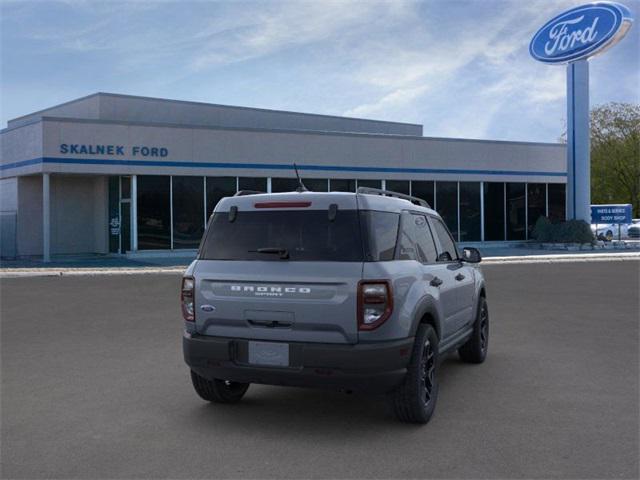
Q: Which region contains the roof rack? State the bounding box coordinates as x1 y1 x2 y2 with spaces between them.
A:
234 190 264 196
356 187 431 208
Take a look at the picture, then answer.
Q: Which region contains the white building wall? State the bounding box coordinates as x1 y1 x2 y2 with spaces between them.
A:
13 175 109 256
0 177 17 211
17 176 43 256
0 177 18 258
37 118 566 184
50 175 108 255
93 176 109 254
1 121 43 165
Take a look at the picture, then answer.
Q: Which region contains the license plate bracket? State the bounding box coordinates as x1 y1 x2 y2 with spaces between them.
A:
248 341 290 367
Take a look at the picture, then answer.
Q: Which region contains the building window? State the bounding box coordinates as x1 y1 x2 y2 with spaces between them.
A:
172 176 204 249
548 183 566 223
385 180 410 195
357 179 382 189
271 177 299 193
238 177 267 192
411 181 434 207
527 183 546 235
303 178 329 192
435 181 458 241
271 177 328 192
206 177 236 217
483 182 505 241
506 183 526 240
120 176 131 199
329 179 356 192
459 182 481 242
137 175 171 250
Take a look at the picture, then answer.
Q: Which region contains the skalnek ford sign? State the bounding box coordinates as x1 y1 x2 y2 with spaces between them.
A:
530 2 633 64
59 144 168 157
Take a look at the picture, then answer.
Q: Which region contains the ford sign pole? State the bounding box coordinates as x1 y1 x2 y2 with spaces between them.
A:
529 2 633 223
567 60 590 222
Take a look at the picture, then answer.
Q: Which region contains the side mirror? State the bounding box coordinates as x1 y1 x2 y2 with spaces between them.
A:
462 247 482 263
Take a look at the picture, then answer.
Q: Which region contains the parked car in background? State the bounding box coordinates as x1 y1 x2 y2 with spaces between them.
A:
627 219 640 239
591 220 638 241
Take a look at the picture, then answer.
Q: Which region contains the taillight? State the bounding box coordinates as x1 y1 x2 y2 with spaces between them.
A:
358 280 393 330
181 276 195 322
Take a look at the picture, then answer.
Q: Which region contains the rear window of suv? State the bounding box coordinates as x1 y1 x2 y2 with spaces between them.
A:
200 210 364 261
200 209 401 262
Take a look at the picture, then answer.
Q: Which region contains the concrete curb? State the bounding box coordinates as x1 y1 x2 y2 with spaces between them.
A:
1 252 639 278
0 266 187 278
482 252 640 264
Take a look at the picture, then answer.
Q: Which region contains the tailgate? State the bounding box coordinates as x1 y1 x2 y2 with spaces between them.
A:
194 260 362 344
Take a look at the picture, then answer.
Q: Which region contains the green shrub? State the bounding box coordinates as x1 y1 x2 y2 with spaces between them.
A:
554 219 594 243
532 216 553 242
531 217 594 244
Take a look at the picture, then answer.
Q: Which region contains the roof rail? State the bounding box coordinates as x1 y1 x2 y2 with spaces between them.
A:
234 190 264 196
356 187 431 208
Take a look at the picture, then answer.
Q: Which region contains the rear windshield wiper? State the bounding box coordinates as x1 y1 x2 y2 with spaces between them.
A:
249 247 290 260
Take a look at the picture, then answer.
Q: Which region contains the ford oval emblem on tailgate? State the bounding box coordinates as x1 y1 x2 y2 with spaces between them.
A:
200 305 216 312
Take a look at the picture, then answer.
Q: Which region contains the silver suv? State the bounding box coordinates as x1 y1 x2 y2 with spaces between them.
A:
182 187 488 423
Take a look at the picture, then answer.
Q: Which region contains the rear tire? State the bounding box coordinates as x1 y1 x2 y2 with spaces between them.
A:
190 370 249 404
388 324 439 424
458 296 489 364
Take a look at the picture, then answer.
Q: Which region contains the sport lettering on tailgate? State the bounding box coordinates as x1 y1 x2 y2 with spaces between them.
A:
213 282 334 299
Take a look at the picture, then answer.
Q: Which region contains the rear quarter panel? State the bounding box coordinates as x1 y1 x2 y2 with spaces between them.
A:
359 260 444 342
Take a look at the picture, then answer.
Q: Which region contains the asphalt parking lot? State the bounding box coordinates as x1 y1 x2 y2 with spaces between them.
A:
1 260 638 479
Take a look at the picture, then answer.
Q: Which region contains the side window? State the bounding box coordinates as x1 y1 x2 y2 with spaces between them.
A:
397 213 420 261
414 215 438 263
361 211 400 261
430 217 458 262
397 213 438 263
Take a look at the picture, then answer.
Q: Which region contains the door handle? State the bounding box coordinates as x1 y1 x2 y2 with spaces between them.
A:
430 277 443 287
455 273 465 281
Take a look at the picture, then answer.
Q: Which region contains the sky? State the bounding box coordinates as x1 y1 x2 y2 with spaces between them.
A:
1 0 638 142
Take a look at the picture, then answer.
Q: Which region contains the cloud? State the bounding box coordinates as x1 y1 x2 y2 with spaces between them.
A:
1 0 636 140
344 85 429 117
189 0 413 71
338 0 581 136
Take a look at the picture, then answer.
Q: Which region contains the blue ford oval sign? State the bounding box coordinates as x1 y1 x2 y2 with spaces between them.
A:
530 2 633 64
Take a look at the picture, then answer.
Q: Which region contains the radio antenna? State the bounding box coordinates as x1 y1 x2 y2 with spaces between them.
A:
293 163 308 192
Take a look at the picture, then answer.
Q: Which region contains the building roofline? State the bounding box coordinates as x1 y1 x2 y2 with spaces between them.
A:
40 116 566 147
7 93 102 124
7 91 423 129
1 116 566 148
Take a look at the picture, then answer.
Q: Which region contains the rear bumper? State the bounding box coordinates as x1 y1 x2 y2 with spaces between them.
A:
183 333 414 393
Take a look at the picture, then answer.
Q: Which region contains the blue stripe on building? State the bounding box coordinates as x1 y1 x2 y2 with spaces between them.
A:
0 157 567 177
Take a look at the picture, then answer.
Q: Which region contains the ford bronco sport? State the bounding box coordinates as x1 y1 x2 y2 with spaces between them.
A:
182 187 488 423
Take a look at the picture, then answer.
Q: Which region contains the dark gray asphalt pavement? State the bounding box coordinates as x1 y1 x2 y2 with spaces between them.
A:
1 261 638 479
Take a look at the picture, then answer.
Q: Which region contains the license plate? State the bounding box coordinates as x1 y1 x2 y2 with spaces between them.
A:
248 341 289 367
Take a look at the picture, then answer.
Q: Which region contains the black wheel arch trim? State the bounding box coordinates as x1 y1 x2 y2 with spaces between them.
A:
409 296 442 341
476 281 487 314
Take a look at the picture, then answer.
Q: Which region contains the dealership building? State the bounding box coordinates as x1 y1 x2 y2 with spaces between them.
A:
0 92 566 260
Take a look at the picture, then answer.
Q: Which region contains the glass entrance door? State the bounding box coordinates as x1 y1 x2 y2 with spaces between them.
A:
108 177 120 253
120 201 131 253
108 176 133 254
